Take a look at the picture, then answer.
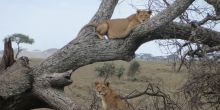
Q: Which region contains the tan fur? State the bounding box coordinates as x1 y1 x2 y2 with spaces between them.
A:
95 81 131 110
87 10 152 39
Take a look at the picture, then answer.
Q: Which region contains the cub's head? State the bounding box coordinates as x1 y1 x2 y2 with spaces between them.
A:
95 81 111 97
136 10 152 22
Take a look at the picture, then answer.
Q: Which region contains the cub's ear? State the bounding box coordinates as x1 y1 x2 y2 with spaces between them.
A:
105 81 110 87
148 10 152 14
137 10 141 13
95 81 99 86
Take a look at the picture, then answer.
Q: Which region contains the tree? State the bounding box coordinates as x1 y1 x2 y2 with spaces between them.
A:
9 33 34 58
115 66 125 79
127 60 140 77
95 63 125 79
0 0 220 110
95 63 116 77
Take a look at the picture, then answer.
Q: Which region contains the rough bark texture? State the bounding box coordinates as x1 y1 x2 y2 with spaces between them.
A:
0 0 220 110
0 38 15 72
0 63 75 110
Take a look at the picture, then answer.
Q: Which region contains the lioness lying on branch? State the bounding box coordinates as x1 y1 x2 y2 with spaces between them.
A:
87 10 152 39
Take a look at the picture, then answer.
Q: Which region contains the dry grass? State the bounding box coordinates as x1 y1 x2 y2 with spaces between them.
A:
7 58 189 109
61 60 188 109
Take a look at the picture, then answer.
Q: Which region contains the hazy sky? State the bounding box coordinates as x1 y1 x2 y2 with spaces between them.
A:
0 0 218 56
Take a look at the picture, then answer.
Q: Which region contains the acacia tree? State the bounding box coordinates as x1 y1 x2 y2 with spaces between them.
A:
0 0 220 110
9 33 34 58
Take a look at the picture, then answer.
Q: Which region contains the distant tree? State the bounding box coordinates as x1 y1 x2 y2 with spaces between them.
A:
115 66 125 79
95 63 116 77
127 60 140 77
95 63 125 79
9 33 34 58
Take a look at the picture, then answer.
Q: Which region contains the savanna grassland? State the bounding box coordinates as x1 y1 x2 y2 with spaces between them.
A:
31 58 189 109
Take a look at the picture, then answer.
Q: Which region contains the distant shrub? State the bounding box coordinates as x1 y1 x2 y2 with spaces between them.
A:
115 66 125 79
127 60 140 77
95 63 125 79
95 63 115 77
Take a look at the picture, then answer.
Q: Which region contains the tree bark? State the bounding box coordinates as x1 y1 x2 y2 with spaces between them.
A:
0 38 15 72
0 0 220 110
15 42 20 58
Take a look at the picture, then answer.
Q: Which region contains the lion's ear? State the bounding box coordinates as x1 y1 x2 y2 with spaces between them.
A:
148 10 152 14
137 10 141 14
105 81 110 87
95 81 99 86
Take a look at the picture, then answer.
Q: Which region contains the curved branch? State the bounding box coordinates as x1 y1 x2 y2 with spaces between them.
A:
90 0 118 23
149 22 220 46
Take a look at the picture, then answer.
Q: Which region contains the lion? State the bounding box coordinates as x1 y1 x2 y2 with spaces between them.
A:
95 81 131 110
87 10 152 39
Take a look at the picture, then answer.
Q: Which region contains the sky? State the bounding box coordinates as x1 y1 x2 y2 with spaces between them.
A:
0 0 219 56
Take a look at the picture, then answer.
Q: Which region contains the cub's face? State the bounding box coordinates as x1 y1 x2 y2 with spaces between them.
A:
95 81 111 97
136 10 152 23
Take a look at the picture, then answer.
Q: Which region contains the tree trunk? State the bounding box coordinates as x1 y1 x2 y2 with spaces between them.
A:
15 43 20 58
0 38 15 72
0 0 220 110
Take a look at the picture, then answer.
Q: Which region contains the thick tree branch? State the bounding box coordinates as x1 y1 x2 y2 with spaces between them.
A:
90 0 118 23
149 22 220 46
32 88 86 110
0 60 32 99
0 58 33 110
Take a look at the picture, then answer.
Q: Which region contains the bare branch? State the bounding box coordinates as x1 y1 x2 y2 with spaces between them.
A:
205 0 220 15
163 0 170 7
196 15 220 26
121 82 179 110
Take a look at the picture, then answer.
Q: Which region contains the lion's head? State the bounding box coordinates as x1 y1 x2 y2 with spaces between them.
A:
136 10 152 22
95 81 111 97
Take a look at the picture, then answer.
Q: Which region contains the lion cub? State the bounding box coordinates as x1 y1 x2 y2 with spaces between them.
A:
95 81 131 110
88 10 152 39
